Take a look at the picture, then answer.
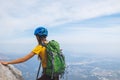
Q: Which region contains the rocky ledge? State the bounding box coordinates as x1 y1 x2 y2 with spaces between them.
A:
0 63 24 80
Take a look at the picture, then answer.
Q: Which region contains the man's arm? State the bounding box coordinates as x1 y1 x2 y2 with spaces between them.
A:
0 52 35 65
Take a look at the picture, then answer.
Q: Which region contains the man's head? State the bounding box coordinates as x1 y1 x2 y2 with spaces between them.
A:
34 27 48 44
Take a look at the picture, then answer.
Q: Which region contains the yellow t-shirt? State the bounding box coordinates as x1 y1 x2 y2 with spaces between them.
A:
32 45 47 68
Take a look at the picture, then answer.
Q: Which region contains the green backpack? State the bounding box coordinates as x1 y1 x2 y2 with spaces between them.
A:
45 40 66 78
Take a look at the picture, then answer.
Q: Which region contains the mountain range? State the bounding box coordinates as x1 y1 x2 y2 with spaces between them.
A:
0 53 120 80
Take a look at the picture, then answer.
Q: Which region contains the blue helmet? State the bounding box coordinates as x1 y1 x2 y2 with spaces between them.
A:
34 27 48 37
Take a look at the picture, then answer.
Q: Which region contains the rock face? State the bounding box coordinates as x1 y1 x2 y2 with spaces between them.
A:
0 63 24 80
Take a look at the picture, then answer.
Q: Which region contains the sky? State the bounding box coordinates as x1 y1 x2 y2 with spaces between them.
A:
0 0 120 57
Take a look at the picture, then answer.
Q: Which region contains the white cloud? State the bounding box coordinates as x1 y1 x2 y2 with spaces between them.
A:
50 26 120 55
0 37 37 54
0 0 120 55
0 0 120 32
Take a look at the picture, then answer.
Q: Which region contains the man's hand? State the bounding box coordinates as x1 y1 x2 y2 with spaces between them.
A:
0 61 9 66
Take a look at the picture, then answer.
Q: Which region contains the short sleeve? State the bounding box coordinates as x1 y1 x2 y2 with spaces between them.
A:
32 45 42 55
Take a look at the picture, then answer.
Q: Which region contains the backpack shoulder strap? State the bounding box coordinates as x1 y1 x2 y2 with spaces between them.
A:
36 62 41 80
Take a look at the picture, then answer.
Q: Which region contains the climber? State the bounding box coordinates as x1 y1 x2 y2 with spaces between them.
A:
0 26 59 80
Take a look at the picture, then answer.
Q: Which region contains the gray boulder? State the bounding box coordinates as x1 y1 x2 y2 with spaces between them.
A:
0 63 24 80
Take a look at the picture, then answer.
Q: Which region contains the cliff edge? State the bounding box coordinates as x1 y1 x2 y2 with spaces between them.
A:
0 63 24 80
